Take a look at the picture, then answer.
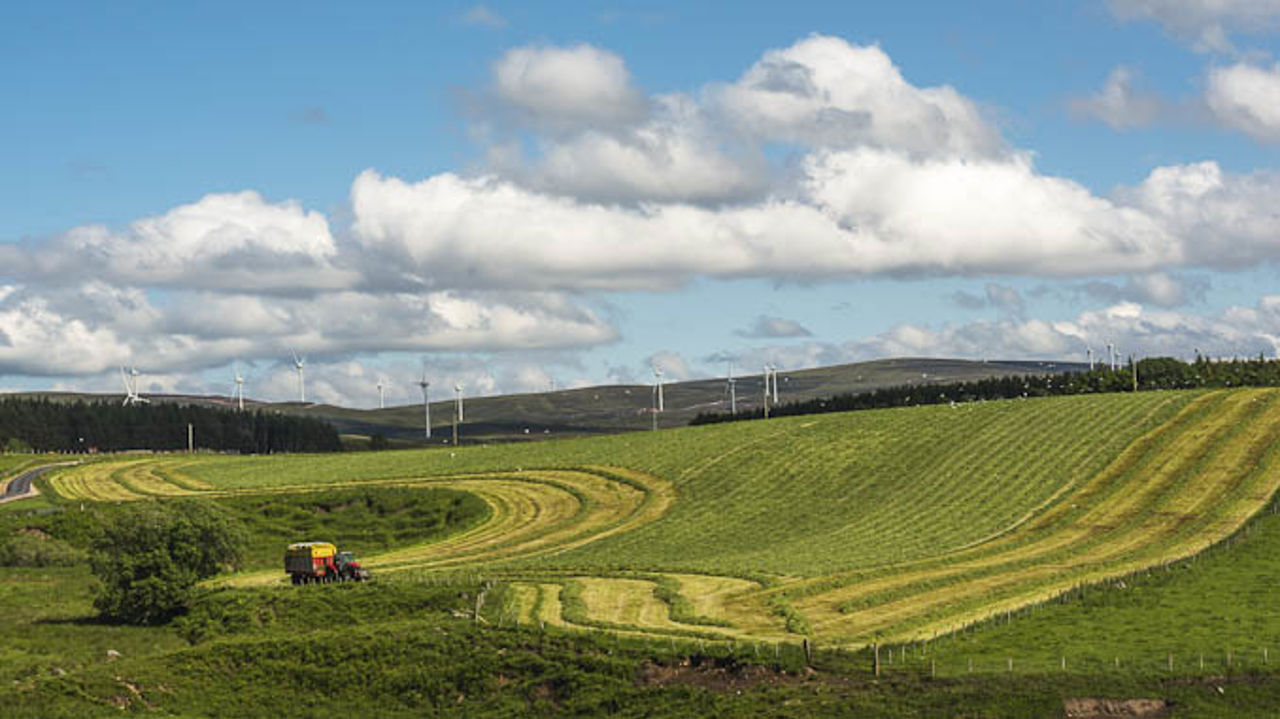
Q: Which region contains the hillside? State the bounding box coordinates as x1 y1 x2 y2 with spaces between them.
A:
8 388 1280 716
37 388 1280 647
6 357 1076 444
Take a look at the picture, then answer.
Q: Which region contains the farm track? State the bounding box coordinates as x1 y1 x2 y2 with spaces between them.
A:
38 389 1280 646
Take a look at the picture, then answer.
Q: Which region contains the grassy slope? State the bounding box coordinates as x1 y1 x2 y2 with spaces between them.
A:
31 389 1280 645
177 391 1192 577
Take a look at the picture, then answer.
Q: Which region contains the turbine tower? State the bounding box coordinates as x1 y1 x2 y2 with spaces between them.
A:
768 364 779 404
290 349 307 403
233 361 245 411
452 382 464 447
418 364 431 440
1087 347 1094 372
376 378 386 410
726 363 737 415
652 366 664 413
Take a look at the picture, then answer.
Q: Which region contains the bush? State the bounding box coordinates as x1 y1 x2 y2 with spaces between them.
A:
90 501 248 625
0 531 85 566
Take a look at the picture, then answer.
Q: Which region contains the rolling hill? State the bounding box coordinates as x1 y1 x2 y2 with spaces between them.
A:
7 357 1080 444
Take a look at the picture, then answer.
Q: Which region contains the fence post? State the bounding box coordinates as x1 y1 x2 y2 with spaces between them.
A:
874 642 881 677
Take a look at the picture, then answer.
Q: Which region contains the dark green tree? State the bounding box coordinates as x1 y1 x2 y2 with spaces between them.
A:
90 501 248 625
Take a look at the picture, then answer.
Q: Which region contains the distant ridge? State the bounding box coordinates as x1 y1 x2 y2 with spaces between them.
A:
5 357 1082 445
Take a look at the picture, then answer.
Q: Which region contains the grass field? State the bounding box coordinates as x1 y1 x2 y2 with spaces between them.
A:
7 388 1280 715
29 387 1280 650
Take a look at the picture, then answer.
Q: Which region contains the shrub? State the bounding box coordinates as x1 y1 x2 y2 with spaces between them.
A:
0 531 85 566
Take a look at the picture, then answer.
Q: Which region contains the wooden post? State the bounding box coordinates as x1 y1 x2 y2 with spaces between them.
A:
930 657 935 679
803 638 812 665
1007 656 1012 672
1061 655 1066 671
874 643 881 677
1168 653 1173 671
187 423 193 453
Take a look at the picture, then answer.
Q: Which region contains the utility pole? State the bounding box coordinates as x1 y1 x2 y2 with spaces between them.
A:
187 423 194 453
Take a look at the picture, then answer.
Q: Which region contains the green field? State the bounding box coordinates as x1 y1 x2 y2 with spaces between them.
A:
27 388 1280 650
7 388 1280 714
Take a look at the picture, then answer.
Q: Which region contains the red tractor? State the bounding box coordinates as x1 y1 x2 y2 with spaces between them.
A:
285 541 370 585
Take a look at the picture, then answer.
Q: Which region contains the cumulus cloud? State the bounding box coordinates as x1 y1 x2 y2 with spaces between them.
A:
712 35 1004 158
736 315 813 338
1070 66 1167 129
1205 62 1280 142
492 44 646 130
0 191 354 293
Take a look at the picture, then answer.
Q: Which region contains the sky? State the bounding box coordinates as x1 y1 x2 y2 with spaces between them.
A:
3 0 1280 408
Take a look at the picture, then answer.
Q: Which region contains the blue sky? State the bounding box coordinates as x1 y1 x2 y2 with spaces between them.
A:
3 1 1280 407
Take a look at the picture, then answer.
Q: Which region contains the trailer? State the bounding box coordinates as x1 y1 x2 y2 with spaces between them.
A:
285 541 370 584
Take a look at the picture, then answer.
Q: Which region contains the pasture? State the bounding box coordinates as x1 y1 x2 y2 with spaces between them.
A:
32 388 1280 649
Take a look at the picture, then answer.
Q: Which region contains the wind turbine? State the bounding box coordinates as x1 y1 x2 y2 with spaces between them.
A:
290 349 307 403
233 361 245 411
1106 342 1115 371
726 363 737 415
768 364 779 404
1087 347 1094 372
376 378 387 410
417 366 431 440
120 366 148 406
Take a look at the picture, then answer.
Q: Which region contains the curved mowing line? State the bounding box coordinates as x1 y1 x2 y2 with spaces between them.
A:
215 467 675 588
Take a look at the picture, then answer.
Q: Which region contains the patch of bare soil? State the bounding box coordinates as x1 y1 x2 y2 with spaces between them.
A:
638 656 814 693
1063 697 1170 718
16 527 51 539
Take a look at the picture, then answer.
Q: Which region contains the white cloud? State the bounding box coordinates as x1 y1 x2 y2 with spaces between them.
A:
492 44 646 130
712 34 1004 158
1070 66 1167 129
1206 62 1280 142
1120 161 1280 268
2 191 354 293
498 95 767 204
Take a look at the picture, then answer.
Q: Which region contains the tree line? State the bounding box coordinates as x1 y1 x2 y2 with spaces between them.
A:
0 398 342 453
691 355 1280 426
